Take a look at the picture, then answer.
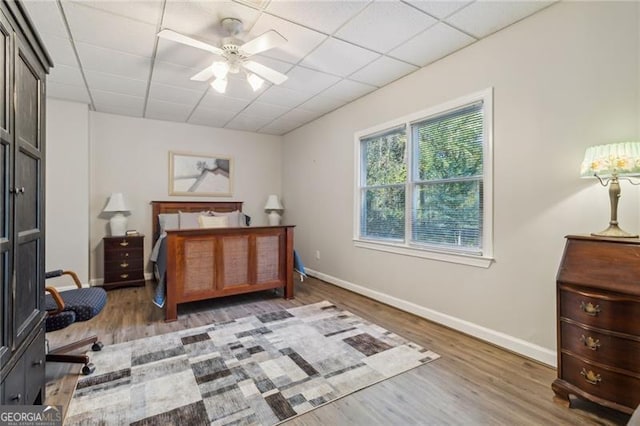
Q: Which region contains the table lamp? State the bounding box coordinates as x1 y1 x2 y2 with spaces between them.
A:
264 194 283 226
103 192 130 236
580 142 640 238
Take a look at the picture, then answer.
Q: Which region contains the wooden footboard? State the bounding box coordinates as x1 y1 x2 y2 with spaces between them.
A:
164 225 295 322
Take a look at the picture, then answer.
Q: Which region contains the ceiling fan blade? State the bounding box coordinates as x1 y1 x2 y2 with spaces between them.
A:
243 61 288 85
190 67 216 82
157 29 223 56
239 30 287 56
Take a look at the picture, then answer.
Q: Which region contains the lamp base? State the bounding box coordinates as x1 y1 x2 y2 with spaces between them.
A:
267 211 281 226
591 223 638 238
110 212 128 236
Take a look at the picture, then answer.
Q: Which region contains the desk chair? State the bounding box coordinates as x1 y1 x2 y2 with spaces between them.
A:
45 270 107 375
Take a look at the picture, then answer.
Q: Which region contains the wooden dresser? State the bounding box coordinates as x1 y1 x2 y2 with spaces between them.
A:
103 235 145 290
553 235 640 414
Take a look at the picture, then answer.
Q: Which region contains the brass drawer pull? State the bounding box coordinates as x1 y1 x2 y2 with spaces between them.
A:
120 273 129 279
580 301 601 316
120 262 129 268
119 240 129 247
580 335 600 351
32 359 43 366
11 393 22 402
580 368 601 385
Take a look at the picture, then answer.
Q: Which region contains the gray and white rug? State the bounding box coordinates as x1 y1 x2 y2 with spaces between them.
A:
66 300 440 425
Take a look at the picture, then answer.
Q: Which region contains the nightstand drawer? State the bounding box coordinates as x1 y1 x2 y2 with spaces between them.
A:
559 287 640 335
105 258 141 271
104 236 143 250
560 320 640 373
105 269 144 283
105 248 143 263
560 353 640 410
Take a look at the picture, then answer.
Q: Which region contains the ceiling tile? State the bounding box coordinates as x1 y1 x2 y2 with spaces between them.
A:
250 55 294 74
335 1 437 53
145 99 193 122
389 22 475 67
71 1 163 26
84 70 148 98
92 89 145 117
265 0 370 34
298 93 348 113
47 81 91 104
260 118 302 135
405 0 473 19
148 82 206 106
280 66 341 95
322 79 377 101
257 86 314 109
226 113 274 132
62 2 157 57
199 90 251 113
350 56 418 87
278 108 322 124
42 35 78 67
301 37 379 77
22 1 68 38
241 101 290 121
151 60 208 91
48 64 85 86
446 1 554 38
249 14 327 64
76 42 151 80
162 1 260 46
188 105 238 128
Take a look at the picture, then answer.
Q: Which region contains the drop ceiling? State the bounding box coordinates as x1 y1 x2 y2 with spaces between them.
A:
24 0 553 135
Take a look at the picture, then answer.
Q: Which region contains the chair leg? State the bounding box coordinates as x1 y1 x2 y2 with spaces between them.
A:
46 335 101 375
47 335 98 355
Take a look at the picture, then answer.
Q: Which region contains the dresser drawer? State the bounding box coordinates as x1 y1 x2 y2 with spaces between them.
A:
560 353 640 410
559 288 640 335
560 320 640 373
104 269 144 283
105 257 142 271
104 236 143 250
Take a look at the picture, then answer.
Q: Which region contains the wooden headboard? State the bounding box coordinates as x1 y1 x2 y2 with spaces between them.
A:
150 200 243 242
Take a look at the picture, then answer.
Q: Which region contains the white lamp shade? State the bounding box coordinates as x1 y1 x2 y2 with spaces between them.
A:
264 195 283 210
103 192 130 212
580 142 640 178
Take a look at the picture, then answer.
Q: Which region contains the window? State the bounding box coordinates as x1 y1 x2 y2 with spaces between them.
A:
355 89 493 267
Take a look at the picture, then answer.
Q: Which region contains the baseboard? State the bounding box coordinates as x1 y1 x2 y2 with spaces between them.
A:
305 268 557 368
90 272 153 287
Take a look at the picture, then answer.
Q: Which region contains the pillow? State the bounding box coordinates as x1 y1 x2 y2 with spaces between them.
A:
158 213 179 233
179 211 207 229
211 210 242 227
198 215 229 229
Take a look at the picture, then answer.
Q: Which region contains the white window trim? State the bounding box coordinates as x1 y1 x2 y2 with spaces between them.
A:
353 88 494 268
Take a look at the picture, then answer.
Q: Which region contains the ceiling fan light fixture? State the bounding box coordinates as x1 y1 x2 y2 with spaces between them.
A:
211 61 229 79
211 78 228 94
247 73 264 91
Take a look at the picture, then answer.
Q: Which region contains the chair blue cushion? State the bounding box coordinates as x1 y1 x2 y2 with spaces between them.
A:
45 310 76 332
45 287 107 322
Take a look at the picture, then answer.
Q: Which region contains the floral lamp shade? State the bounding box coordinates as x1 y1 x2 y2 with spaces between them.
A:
580 142 640 178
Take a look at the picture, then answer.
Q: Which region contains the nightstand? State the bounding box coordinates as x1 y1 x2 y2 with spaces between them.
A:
103 235 145 290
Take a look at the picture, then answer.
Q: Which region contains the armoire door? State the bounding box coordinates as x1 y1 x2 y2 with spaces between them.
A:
0 6 13 367
12 35 44 350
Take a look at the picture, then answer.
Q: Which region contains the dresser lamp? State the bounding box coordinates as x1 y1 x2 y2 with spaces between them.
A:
264 195 283 226
103 192 130 236
580 141 640 238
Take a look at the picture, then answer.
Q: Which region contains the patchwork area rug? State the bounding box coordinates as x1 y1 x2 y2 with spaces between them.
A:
66 301 439 425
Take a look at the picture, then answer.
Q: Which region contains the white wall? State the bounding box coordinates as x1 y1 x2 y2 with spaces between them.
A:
45 99 90 285
89 112 283 282
282 2 639 365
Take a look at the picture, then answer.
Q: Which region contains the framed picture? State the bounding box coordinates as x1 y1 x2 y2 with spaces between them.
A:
169 151 233 196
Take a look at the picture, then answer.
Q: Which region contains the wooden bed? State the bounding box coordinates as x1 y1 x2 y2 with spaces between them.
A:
151 201 294 322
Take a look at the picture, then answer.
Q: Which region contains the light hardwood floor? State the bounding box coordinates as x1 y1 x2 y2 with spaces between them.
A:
45 276 631 425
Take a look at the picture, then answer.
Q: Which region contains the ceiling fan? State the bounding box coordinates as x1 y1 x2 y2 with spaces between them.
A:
157 18 288 94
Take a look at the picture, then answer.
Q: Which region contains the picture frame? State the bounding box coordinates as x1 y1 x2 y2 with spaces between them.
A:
169 151 233 197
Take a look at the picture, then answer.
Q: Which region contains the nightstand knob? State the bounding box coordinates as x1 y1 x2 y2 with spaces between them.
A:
119 240 129 247
120 273 129 279
120 262 129 268
580 301 601 316
580 335 601 351
580 368 601 385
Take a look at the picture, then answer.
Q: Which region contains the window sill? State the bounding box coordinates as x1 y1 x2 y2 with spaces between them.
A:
353 239 494 268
